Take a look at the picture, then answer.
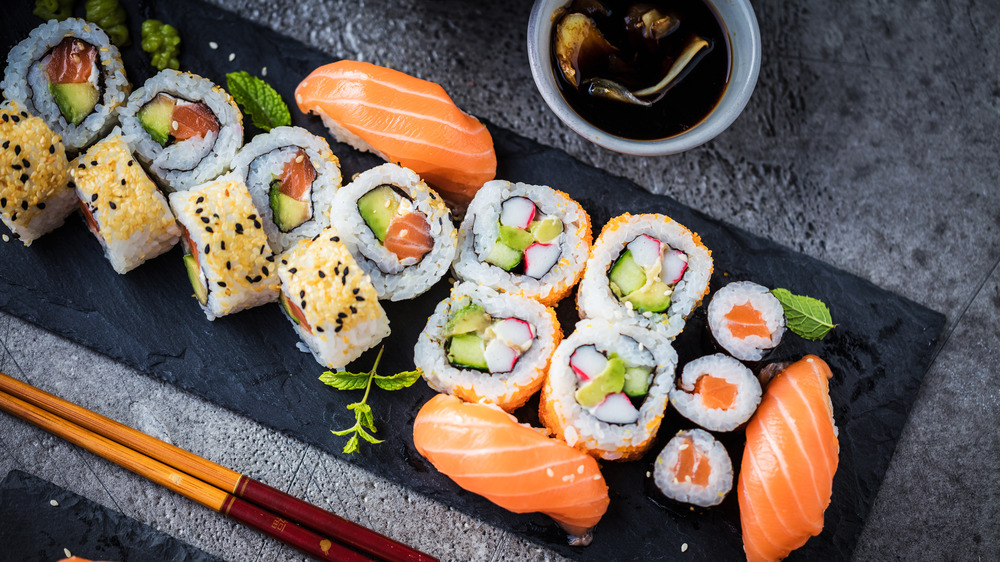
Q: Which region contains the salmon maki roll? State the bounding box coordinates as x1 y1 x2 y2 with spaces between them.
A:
739 355 839 562
708 281 786 362
413 393 610 545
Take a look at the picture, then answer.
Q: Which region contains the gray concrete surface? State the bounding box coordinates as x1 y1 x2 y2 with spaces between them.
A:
2 0 999 560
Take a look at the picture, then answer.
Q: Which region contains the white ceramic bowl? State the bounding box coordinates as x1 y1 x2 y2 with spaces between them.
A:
527 0 761 156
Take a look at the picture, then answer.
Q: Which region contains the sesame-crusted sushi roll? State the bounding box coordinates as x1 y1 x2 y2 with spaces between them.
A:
669 354 762 432
414 282 562 412
577 213 713 340
231 126 342 254
0 102 75 245
453 180 591 306
707 281 786 362
653 429 733 508
168 174 279 320
330 163 457 301
539 319 677 461
119 69 243 192
1 19 130 153
277 231 390 370
71 129 181 274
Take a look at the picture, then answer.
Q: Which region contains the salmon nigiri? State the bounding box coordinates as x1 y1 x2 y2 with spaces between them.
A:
413 394 610 545
295 61 496 209
738 355 839 562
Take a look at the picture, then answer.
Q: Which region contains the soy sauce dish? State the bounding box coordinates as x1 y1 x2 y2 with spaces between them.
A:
527 0 761 155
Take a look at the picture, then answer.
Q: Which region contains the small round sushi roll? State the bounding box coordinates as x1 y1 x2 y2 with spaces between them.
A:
70 129 181 274
414 282 562 412
231 126 342 254
577 213 713 340
330 163 457 301
539 319 677 461
707 281 786 362
277 230 390 370
653 428 733 508
119 69 243 192
0 102 75 245
453 180 592 306
669 354 762 432
168 174 279 320
1 19 130 153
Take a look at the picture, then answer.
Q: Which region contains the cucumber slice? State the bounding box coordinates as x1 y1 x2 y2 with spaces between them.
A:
183 254 207 306
623 366 652 397
499 224 535 252
608 250 646 297
447 333 488 370
484 241 522 271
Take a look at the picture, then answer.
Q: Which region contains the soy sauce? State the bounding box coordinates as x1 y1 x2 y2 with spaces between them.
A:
551 0 731 140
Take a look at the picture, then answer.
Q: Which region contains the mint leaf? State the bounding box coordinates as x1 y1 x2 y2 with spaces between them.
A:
319 371 369 390
341 433 359 454
771 288 836 341
373 369 422 391
226 71 290 132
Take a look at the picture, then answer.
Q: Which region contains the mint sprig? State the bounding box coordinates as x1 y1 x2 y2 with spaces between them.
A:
226 71 291 132
321 347 422 454
771 288 836 341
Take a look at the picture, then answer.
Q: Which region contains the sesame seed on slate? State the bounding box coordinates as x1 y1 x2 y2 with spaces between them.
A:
21 201 27 210
91 194 98 202
196 196 204 203
201 216 209 223
19 173 28 183
49 145 55 154
37 202 45 209
318 270 326 278
22 159 30 168
120 179 126 185
14 145 21 155
262 266 269 276
226 261 231 270
109 201 117 210
205 226 213 233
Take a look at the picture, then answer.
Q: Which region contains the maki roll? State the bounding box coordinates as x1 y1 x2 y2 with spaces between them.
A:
707 281 786 362
330 163 457 301
577 213 713 340
453 180 591 306
120 69 243 191
669 354 762 432
2 19 130 153
231 126 342 253
414 282 562 412
277 230 390 370
653 429 733 508
71 129 181 274
539 319 677 461
0 102 75 245
168 174 279 320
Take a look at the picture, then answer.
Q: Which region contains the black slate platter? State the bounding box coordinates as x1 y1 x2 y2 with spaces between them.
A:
0 470 224 562
1 2 945 561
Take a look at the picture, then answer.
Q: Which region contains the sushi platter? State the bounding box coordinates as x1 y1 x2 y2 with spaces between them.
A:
0 0 945 560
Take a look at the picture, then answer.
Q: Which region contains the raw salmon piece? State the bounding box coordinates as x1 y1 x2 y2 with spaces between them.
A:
694 374 738 410
738 355 839 562
295 61 496 209
46 38 96 84
726 302 772 340
413 394 609 544
383 211 433 261
279 149 316 201
171 102 220 141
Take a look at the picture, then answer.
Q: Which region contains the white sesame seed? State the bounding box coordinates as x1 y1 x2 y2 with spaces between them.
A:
171 120 178 131
681 543 688 553
64 549 72 558
295 154 304 163
228 53 236 62
209 41 218 49
49 499 59 506
296 93 303 104
577 464 585 474
1 234 8 242
261 66 268 76
546 468 554 477
399 229 408 237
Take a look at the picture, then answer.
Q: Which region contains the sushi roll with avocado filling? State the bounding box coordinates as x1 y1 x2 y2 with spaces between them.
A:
577 213 712 340
231 126 342 253
2 19 130 153
330 163 457 301
539 319 677 461
120 69 243 192
653 429 734 508
707 281 786 362
670 354 762 432
454 180 591 306
415 282 562 412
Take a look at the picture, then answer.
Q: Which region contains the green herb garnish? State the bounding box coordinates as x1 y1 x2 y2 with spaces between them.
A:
321 347 422 454
34 0 74 21
141 19 180 71
85 0 129 46
771 288 836 341
226 71 291 132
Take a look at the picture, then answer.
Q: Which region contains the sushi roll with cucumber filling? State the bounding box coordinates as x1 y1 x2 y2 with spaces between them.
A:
414 282 562 412
670 354 762 432
330 163 457 301
577 213 713 340
120 69 243 191
2 19 130 153
539 319 677 461
231 126 342 254
653 428 733 508
707 281 786 362
454 180 591 306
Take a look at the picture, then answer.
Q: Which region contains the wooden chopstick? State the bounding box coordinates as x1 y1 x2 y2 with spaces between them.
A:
0 372 436 562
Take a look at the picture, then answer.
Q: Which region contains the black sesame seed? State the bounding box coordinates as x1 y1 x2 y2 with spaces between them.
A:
355 296 365 301
22 159 30 168
20 111 26 118
335 318 342 325
352 288 359 295
300 300 306 308
218 281 227 287
289 267 297 274
120 179 126 185
11 165 20 170
91 193 98 202
259 244 266 254
91 160 98 166
36 202 45 210
331 236 340 242
316 327 325 333
226 261 231 270
335 326 343 333
11 212 17 221
200 216 209 223
266 255 275 262
220 240 226 250
109 201 117 210
205 226 213 233
196 196 204 203
318 270 326 278
67 181 75 188
281 259 288 265
78 163 85 169
253 220 261 229
195 207 203 214
127 160 133 166
350 306 357 314
14 145 21 156
20 201 27 211
248 214 256 220
299 290 305 298
343 266 349 276
246 275 254 283
0 198 5 208
10 115 18 123
262 266 269 276
337 312 347 318
254 275 263 282
49 144 55 154
1 141 7 148
235 223 243 234
19 173 28 183
204 244 210 255
2 114 7 122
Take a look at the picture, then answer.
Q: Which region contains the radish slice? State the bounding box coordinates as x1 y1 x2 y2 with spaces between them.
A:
627 234 662 268
499 196 536 229
570 345 607 381
493 318 534 351
485 339 519 373
523 242 560 279
590 392 640 424
660 249 689 284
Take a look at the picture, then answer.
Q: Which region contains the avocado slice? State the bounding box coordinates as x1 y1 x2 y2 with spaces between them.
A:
183 254 208 306
279 291 299 325
444 302 491 337
269 180 310 232
137 94 176 146
529 217 564 243
49 82 99 126
622 279 672 313
575 354 626 407
608 250 646 297
484 240 522 271
499 224 535 252
623 366 652 397
447 333 488 370
357 184 400 243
